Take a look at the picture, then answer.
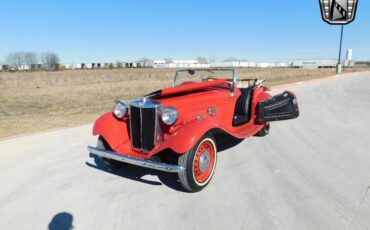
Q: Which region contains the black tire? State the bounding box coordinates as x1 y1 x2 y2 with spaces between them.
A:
97 136 125 169
255 124 270 137
178 133 217 192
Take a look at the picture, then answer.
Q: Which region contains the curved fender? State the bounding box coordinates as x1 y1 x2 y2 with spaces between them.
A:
92 112 130 150
157 119 219 154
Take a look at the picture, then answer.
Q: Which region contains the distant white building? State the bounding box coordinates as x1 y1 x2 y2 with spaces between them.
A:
276 62 289 68
210 61 240 68
210 61 259 68
256 63 276 68
210 61 280 68
292 60 337 68
18 64 31 71
240 61 257 67
153 60 210 68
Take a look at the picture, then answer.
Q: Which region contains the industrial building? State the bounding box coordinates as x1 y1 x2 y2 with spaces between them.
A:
62 61 154 70
291 59 337 68
291 49 354 69
1 48 355 71
153 60 210 68
210 61 256 68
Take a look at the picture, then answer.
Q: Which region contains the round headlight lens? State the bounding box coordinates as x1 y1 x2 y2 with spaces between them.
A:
113 100 128 119
161 107 178 125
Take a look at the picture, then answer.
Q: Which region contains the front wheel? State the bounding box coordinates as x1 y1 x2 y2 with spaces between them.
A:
178 134 217 192
96 136 125 169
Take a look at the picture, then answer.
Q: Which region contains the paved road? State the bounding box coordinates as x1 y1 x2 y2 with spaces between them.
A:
1 72 370 230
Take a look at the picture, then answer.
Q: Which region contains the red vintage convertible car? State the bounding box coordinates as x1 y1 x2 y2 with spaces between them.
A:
88 68 299 192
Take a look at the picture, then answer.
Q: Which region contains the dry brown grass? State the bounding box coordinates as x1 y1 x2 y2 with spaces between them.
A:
0 67 364 138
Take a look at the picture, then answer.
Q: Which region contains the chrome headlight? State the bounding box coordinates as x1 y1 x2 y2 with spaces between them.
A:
113 100 128 119
161 107 178 125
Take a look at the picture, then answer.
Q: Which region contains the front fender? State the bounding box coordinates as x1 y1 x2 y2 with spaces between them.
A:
93 112 130 150
157 119 219 154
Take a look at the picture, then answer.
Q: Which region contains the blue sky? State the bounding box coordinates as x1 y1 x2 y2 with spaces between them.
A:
0 0 369 63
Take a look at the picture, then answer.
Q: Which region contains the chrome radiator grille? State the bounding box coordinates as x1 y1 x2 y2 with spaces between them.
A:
129 100 162 152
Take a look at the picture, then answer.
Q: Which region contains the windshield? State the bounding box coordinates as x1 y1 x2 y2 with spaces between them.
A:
173 68 236 86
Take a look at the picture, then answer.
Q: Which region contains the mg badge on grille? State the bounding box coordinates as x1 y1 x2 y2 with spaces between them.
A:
319 0 358 25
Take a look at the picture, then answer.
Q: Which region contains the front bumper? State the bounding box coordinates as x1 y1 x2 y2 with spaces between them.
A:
87 146 184 173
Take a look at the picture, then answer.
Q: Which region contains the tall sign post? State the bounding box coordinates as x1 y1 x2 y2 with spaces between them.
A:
319 0 359 73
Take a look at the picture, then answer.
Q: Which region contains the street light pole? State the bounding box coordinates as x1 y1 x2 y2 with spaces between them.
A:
336 25 344 73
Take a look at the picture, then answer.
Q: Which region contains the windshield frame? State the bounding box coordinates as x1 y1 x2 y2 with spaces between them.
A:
173 68 236 86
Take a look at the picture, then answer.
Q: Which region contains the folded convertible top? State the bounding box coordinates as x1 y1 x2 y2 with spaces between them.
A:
146 79 228 98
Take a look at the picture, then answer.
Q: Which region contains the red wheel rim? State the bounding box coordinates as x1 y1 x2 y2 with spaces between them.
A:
193 140 216 183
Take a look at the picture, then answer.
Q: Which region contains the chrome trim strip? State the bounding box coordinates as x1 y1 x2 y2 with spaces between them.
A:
87 146 184 173
130 99 163 109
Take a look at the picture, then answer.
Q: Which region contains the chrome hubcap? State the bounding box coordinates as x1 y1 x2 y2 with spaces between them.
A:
199 151 211 173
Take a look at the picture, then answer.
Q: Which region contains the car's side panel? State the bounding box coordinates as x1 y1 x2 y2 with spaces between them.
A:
251 86 272 124
155 87 272 154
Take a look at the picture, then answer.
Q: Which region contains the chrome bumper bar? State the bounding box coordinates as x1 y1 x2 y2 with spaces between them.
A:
87 146 184 173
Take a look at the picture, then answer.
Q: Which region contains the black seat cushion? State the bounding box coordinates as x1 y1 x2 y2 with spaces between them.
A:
233 87 253 126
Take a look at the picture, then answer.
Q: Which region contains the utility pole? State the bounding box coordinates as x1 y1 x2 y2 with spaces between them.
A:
336 25 344 73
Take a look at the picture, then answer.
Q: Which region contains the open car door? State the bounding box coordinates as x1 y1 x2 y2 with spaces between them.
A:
258 91 299 122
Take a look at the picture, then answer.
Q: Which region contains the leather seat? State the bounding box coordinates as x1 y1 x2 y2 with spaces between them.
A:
233 87 253 126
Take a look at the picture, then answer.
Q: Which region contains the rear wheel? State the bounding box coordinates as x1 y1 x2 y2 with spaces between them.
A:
178 134 217 192
97 136 125 169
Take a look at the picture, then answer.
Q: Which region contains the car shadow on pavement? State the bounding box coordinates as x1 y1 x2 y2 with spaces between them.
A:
86 155 186 192
48 212 74 230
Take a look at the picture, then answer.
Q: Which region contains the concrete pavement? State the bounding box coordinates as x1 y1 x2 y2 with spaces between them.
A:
1 72 369 229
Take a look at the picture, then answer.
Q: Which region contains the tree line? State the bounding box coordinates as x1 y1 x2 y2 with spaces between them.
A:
5 51 60 71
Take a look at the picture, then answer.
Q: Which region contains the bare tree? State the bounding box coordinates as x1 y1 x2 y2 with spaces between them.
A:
164 58 173 64
6 52 24 70
24 52 38 70
224 57 240 62
137 57 153 67
207 57 217 64
115 61 123 68
197 57 209 64
41 52 60 70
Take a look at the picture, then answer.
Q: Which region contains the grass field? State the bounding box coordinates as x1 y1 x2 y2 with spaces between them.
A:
0 67 364 138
